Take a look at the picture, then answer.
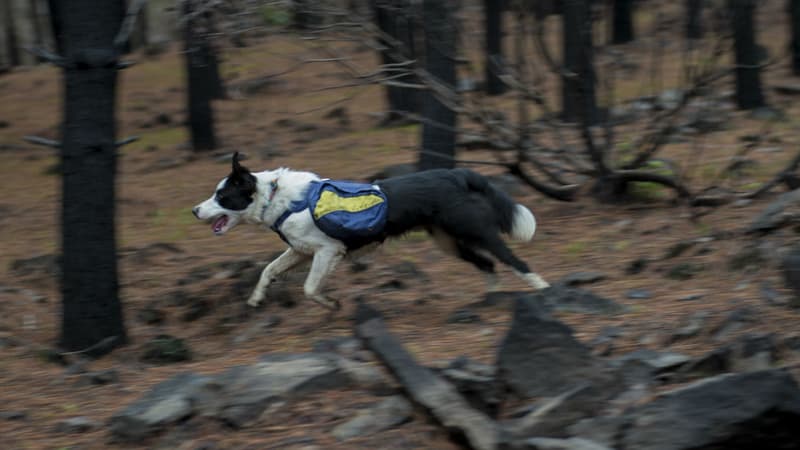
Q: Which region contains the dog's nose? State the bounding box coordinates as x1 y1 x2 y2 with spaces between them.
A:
192 206 200 218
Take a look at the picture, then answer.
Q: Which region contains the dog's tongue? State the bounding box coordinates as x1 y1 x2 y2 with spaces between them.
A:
212 215 228 233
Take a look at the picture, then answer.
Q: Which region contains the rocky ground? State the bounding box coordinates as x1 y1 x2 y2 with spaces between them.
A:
3 9 800 449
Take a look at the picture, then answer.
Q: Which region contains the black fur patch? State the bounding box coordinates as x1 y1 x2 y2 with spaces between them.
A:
217 156 257 211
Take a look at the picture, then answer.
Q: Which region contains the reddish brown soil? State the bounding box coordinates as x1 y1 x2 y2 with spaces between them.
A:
2 7 800 449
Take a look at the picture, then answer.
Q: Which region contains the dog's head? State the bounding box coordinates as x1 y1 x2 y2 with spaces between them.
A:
192 152 258 235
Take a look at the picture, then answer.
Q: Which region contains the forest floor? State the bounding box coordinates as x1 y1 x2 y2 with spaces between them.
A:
2 7 800 449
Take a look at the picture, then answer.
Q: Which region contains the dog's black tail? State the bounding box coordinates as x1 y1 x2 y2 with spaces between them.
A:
457 169 537 241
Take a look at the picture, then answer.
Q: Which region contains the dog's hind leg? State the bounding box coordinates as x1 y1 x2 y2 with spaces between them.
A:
455 243 500 292
477 235 550 290
304 247 345 310
247 247 309 307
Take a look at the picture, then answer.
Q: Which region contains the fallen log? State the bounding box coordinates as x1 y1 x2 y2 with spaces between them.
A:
354 303 500 450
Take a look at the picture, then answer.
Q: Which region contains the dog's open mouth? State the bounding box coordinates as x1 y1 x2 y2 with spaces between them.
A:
212 215 229 235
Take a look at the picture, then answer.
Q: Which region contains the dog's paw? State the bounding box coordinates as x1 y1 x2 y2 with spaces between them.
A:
311 295 341 311
523 273 550 290
246 295 263 307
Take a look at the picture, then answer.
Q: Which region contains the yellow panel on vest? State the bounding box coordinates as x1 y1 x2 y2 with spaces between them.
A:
313 190 385 220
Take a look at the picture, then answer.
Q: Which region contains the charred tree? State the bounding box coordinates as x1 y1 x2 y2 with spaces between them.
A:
562 0 597 123
418 0 458 170
57 0 127 355
373 0 419 122
611 0 635 44
47 0 64 54
484 0 507 95
183 0 218 151
0 1 11 70
686 0 704 40
729 0 765 109
791 0 800 75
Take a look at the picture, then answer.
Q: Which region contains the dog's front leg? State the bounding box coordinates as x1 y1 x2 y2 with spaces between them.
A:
303 247 345 310
247 247 308 307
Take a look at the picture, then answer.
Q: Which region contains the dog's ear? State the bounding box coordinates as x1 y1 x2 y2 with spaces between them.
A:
231 152 250 176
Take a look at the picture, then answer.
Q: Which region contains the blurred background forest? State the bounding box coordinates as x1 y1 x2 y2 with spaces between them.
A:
3 1 800 449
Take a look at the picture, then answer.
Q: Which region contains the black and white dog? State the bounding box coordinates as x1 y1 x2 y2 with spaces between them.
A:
193 153 549 310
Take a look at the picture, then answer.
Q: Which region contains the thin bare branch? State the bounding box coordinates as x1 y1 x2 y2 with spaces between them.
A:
23 135 61 148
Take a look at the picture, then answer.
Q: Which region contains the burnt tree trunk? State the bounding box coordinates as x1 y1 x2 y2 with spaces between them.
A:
373 0 419 122
562 0 597 123
0 1 11 70
611 0 634 44
686 0 704 40
790 0 800 75
729 0 765 109
485 0 507 95
47 0 64 54
58 0 127 354
418 0 458 170
184 0 218 151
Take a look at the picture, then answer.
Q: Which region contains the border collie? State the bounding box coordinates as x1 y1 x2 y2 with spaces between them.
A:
192 153 549 310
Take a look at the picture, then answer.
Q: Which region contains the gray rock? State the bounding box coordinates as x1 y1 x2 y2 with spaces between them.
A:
589 327 623 357
0 411 27 421
447 308 481 324
665 263 703 280
76 369 119 386
614 349 691 374
782 245 800 308
541 285 627 315
232 315 283 345
625 257 650 275
109 372 215 442
773 83 800 96
626 289 651 300
712 306 758 342
663 240 695 259
333 357 392 394
658 89 683 110
55 416 98 434
512 437 613 450
215 353 349 427
679 333 779 379
498 295 620 398
749 106 786 121
311 336 364 359
784 335 800 353
622 370 800 450
471 290 528 308
759 281 785 306
439 356 501 417
331 396 412 440
568 416 628 448
497 296 623 436
728 244 768 271
558 272 608 287
136 304 166 325
140 334 191 363
748 188 800 234
729 333 779 372
666 311 709 344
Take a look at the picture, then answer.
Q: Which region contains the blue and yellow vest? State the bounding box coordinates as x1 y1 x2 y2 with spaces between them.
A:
271 180 388 248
